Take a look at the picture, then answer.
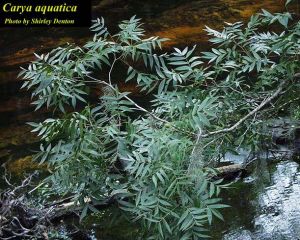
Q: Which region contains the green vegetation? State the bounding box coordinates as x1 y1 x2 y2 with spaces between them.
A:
20 1 300 239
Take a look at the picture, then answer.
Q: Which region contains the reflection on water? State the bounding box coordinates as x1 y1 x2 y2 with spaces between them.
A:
221 160 300 240
255 161 300 240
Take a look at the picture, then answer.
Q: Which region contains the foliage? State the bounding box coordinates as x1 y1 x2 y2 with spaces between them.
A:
20 3 300 239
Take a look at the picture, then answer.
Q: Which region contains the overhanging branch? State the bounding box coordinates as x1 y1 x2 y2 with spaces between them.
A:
201 80 287 138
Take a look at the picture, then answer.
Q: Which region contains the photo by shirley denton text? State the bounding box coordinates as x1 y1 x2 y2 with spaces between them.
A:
0 0 91 27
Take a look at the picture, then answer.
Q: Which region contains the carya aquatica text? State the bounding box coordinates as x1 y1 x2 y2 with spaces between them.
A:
3 3 78 15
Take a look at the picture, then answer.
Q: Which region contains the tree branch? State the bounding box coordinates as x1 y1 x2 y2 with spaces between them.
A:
201 80 287 138
86 74 194 136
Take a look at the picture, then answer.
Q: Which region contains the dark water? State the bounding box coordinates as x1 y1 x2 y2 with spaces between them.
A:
1 0 300 239
211 159 300 240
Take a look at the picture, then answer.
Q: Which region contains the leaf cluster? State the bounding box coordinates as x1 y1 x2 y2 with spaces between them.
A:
20 5 300 239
